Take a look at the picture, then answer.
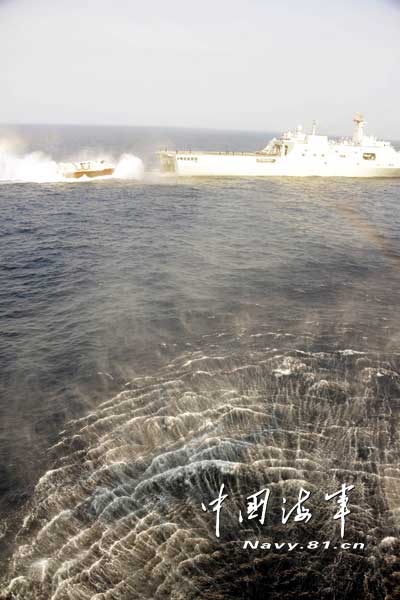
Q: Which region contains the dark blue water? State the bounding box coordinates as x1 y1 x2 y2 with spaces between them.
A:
1 126 400 597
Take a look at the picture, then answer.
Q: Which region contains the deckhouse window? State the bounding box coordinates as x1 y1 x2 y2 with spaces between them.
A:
363 153 376 161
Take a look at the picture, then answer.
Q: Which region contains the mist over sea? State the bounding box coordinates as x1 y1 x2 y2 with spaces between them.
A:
1 124 400 599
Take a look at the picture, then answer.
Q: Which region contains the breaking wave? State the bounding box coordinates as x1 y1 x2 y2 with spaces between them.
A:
0 140 144 183
1 328 399 599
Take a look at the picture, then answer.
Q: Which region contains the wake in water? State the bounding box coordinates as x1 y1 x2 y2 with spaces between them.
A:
0 139 144 183
1 328 399 599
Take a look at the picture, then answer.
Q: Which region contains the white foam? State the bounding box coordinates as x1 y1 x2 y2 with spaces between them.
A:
0 147 60 183
113 153 144 180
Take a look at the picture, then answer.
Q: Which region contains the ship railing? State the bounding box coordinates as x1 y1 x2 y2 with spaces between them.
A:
158 149 274 157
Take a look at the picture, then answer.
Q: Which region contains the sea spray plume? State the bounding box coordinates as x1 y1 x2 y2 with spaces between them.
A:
113 154 144 180
0 138 60 183
1 331 400 599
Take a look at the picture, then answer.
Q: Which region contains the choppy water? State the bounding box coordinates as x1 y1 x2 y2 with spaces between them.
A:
0 125 400 599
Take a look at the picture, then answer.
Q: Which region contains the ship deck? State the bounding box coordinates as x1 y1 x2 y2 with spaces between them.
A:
159 150 270 157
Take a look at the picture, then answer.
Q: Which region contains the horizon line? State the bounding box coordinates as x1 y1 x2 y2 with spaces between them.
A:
0 121 399 142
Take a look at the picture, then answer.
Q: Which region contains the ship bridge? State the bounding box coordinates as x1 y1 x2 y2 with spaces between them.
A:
262 124 329 157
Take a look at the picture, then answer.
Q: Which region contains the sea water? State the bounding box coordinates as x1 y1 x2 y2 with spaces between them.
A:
0 124 400 599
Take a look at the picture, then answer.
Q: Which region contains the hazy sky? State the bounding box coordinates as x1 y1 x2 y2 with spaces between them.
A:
1 0 399 136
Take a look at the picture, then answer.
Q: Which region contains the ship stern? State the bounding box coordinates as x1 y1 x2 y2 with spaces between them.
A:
158 151 177 173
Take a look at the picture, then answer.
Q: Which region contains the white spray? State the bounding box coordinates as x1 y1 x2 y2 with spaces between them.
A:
113 153 144 180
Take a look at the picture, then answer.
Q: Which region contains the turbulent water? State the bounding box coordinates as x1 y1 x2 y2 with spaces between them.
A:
0 125 400 599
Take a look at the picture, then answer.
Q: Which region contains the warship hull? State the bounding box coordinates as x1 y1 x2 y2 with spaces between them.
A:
159 151 400 177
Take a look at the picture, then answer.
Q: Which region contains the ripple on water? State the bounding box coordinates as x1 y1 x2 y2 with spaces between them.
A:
1 338 400 600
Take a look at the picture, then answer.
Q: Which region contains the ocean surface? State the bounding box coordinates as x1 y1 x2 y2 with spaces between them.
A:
1 125 400 599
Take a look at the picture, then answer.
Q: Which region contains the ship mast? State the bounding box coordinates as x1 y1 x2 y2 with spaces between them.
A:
312 120 317 135
353 113 365 144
